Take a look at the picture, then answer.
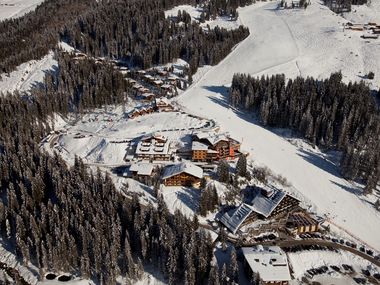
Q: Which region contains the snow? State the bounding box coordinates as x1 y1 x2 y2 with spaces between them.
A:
45 106 211 166
0 51 57 95
0 0 44 20
161 186 200 218
343 1 380 24
177 0 380 251
165 4 242 31
164 5 202 21
0 240 39 285
288 249 380 279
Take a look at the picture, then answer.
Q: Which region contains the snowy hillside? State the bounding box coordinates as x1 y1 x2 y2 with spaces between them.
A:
0 51 56 95
177 0 380 251
0 0 44 20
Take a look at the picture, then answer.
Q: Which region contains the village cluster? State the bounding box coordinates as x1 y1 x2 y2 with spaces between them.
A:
120 130 352 285
118 123 380 285
123 130 242 187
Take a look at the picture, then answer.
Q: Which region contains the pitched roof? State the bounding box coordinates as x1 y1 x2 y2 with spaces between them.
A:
162 162 203 180
220 203 253 234
192 141 209 151
129 163 154 176
241 246 291 282
249 188 286 218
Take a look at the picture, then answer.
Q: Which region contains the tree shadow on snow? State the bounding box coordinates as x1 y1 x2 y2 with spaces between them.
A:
176 187 200 214
296 148 341 179
329 180 362 196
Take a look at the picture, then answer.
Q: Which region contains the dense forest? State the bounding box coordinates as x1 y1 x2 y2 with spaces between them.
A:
0 52 221 284
229 73 380 193
0 0 251 75
61 0 250 72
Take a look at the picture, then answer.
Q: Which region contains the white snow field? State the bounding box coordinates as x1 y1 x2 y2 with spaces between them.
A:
0 0 43 20
177 0 380 250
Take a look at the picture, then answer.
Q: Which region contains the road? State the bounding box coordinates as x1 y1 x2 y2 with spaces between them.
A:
244 238 380 267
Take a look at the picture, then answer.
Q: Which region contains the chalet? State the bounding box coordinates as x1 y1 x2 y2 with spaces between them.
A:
192 132 241 161
155 97 174 112
128 108 141 119
242 246 291 285
128 104 155 119
144 74 154 82
153 80 164 87
135 134 173 161
286 212 320 235
220 187 300 234
140 92 156 102
158 70 168 76
162 162 203 187
192 141 218 162
373 29 380 34
161 84 174 92
127 163 157 185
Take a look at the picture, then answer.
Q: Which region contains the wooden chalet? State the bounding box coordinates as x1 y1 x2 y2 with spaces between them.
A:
162 162 203 187
242 246 291 285
192 132 241 162
127 163 156 185
220 187 300 234
155 97 174 112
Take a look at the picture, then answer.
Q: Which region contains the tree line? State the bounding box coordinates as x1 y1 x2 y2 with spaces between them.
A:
229 72 380 194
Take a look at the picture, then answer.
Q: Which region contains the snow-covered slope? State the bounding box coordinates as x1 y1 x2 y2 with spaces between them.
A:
0 0 44 20
0 51 56 95
177 1 380 250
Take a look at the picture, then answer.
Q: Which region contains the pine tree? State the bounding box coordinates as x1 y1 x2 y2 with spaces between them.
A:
217 160 230 183
236 155 247 177
229 248 239 284
208 264 220 285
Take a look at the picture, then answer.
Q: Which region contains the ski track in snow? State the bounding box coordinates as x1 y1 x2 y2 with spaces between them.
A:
177 1 380 251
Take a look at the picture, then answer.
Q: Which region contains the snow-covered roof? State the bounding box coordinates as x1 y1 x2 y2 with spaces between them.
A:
129 163 154 176
250 188 286 218
194 131 231 146
136 135 171 157
241 246 291 282
192 141 209 151
162 162 203 180
220 203 253 234
156 97 170 106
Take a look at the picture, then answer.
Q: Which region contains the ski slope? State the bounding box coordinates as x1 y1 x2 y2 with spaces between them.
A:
177 1 380 250
0 0 43 20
